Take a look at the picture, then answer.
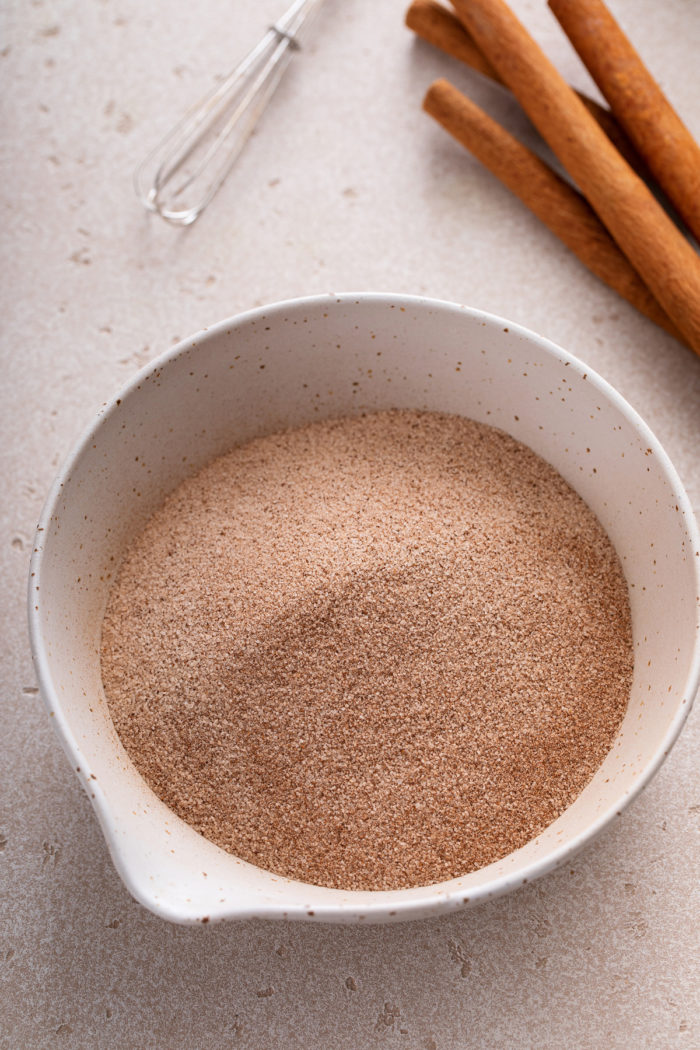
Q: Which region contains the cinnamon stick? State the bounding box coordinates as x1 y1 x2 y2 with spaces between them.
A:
407 0 500 79
423 79 682 342
406 0 643 172
549 0 700 244
450 0 700 356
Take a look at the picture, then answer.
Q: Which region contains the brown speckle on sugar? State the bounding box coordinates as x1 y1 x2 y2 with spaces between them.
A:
101 410 632 892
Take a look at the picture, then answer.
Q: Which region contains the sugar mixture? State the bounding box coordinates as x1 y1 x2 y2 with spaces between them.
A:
100 409 633 890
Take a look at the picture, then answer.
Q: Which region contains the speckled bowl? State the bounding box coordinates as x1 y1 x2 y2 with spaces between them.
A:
29 293 700 925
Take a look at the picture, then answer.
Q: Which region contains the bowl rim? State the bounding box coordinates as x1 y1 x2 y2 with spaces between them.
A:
28 291 700 924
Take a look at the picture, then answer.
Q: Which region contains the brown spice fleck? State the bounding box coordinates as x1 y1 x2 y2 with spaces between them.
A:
101 410 632 891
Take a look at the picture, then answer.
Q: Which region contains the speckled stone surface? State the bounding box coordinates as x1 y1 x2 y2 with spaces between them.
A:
1 1 698 1047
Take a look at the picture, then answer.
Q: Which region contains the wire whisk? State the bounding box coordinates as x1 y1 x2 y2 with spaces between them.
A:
134 0 326 226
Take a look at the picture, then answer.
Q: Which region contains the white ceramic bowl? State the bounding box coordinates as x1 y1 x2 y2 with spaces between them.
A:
29 293 700 925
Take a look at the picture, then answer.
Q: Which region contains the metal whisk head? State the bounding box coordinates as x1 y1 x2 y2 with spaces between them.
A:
134 0 326 226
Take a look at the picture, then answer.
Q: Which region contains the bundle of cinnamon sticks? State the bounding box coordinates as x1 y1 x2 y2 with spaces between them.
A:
406 0 700 355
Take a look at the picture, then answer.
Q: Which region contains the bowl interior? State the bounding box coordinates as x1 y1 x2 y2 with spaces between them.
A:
30 294 699 923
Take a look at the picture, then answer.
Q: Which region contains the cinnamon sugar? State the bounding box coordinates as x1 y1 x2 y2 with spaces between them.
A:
100 409 633 891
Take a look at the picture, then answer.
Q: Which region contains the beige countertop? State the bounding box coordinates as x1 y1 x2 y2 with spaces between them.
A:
1 1 698 1047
